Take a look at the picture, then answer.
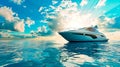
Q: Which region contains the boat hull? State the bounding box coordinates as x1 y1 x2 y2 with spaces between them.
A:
59 32 108 42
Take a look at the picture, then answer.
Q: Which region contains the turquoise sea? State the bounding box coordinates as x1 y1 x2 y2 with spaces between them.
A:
0 40 120 67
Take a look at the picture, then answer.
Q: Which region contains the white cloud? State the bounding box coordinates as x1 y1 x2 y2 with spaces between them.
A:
39 0 109 33
42 1 96 31
37 27 42 32
99 28 120 41
0 31 12 38
39 7 44 12
14 19 25 32
11 0 25 5
0 6 25 32
104 31 120 41
80 0 88 6
97 16 115 28
95 0 107 8
0 6 15 22
37 26 47 33
0 29 35 38
52 0 58 5
25 17 35 27
49 5 56 10
42 1 79 31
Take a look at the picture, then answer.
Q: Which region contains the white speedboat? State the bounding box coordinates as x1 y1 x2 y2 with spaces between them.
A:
59 27 108 42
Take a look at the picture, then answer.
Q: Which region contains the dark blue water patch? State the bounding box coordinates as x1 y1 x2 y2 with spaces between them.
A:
61 42 106 58
0 40 120 67
60 41 120 66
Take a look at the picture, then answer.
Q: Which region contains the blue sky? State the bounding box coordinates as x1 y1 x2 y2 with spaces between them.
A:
0 0 120 34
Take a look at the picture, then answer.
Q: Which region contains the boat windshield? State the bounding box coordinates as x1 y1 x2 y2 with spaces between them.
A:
85 27 99 32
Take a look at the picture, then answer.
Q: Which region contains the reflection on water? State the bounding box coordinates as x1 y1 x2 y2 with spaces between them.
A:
63 42 102 57
61 41 120 67
0 40 120 67
61 42 106 67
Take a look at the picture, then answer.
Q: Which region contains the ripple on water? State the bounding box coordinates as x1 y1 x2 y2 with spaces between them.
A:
0 40 120 67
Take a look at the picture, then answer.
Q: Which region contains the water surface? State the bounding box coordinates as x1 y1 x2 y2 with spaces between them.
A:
0 40 120 67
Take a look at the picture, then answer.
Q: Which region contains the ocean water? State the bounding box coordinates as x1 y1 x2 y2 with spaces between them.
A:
0 40 120 67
